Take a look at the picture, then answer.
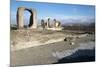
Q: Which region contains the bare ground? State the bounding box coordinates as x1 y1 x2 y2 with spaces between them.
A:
10 30 95 66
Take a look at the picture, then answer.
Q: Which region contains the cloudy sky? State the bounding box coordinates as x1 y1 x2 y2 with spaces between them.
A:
11 0 95 25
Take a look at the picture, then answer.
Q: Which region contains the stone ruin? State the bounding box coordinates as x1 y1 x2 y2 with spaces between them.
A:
17 7 37 29
53 19 61 28
17 7 63 30
40 18 63 30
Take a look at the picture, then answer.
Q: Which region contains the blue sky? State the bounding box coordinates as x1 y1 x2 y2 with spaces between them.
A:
11 0 95 24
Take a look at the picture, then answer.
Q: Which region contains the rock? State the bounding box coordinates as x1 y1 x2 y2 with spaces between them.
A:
70 42 75 45
64 37 67 41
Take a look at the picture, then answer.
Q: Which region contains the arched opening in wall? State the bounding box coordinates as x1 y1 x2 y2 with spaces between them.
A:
23 10 31 28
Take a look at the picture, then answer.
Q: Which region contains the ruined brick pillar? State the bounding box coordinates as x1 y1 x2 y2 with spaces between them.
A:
53 19 61 28
46 18 50 28
17 7 24 29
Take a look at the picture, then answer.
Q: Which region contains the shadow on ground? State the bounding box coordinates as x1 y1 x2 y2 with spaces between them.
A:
53 48 95 64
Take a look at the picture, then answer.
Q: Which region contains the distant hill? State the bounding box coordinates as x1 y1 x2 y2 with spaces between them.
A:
62 22 95 33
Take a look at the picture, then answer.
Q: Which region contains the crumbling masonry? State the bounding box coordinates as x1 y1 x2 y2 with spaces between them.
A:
17 7 37 29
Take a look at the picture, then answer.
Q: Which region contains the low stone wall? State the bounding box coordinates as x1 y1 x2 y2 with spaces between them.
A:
46 27 63 31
